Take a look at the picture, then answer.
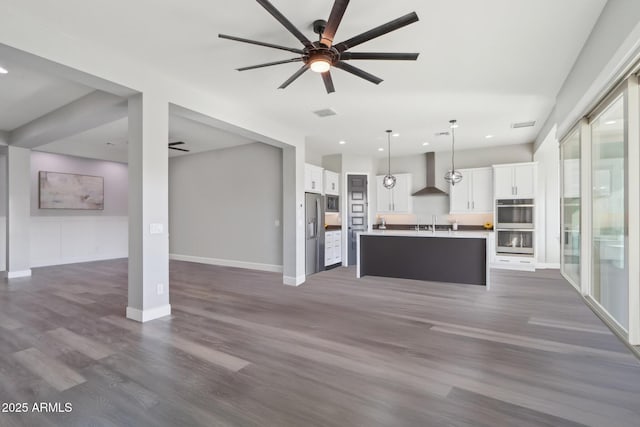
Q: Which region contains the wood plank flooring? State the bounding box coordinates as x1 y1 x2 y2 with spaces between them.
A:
1 259 639 426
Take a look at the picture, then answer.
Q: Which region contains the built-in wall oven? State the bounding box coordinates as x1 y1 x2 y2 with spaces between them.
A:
496 199 534 228
496 199 534 255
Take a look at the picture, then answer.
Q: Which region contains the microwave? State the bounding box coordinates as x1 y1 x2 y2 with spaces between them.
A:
326 195 339 212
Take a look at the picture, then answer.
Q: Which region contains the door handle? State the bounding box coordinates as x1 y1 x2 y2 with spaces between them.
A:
472 201 475 209
467 201 470 209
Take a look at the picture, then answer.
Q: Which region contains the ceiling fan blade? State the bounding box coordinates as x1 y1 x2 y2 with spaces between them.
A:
320 0 350 47
168 141 185 146
340 52 419 61
169 147 190 152
334 61 383 85
333 12 419 52
256 0 313 48
219 34 304 54
279 64 310 89
321 71 336 94
237 57 303 71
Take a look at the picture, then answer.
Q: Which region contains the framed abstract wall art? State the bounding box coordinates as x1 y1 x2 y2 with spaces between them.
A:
39 171 104 210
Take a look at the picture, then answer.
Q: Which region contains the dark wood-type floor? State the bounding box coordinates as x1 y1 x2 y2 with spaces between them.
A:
1 260 640 426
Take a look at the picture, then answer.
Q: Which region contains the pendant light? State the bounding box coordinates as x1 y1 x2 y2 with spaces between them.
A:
444 119 463 186
382 130 396 189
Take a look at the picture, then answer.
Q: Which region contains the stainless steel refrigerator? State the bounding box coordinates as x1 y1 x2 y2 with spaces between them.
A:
305 192 325 276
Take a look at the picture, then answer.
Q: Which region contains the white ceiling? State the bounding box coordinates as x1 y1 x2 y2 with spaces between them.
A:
36 115 257 163
3 0 608 159
0 61 93 131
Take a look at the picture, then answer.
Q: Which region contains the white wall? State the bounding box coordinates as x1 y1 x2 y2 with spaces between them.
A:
0 151 6 217
31 151 128 216
375 144 533 219
0 151 5 270
169 143 283 272
534 126 561 268
24 151 129 269
553 0 640 139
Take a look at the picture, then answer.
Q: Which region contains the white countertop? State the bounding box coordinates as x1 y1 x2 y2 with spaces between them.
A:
359 230 493 239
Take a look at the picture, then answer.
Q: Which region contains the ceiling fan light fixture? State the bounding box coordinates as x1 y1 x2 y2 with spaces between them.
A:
309 55 332 73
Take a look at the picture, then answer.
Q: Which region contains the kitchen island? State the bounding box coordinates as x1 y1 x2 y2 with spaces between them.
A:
357 230 492 288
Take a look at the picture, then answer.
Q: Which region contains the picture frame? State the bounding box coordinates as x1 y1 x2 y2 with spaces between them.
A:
39 171 105 210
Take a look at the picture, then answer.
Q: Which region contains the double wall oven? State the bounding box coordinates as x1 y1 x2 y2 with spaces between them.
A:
495 199 534 255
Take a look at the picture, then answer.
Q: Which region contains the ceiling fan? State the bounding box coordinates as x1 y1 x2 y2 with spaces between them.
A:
169 141 190 152
219 0 420 93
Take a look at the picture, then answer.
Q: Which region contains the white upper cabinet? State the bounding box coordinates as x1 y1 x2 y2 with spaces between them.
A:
376 173 412 213
324 170 339 196
449 167 493 213
493 162 536 199
305 163 324 194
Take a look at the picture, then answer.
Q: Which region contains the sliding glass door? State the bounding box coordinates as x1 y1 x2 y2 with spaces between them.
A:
590 94 628 331
560 129 580 288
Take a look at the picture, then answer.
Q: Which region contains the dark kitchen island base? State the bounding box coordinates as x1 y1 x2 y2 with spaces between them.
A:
357 232 490 287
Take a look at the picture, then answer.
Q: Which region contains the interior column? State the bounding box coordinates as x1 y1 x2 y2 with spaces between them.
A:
127 93 170 322
282 144 306 286
5 146 31 279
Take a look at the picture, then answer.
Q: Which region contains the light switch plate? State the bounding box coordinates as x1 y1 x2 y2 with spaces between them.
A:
150 223 164 234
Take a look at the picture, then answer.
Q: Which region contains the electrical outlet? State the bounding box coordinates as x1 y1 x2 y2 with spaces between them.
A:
157 283 164 295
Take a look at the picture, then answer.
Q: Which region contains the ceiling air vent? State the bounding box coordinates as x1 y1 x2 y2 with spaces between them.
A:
434 131 450 137
511 121 536 129
313 108 337 118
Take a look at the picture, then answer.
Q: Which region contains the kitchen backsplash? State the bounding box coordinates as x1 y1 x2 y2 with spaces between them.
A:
376 213 494 226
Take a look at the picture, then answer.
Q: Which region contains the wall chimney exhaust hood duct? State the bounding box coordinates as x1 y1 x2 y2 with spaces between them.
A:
412 152 447 196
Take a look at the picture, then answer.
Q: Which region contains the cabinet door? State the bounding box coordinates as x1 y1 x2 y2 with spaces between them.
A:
513 164 535 198
305 164 322 193
324 171 339 196
334 232 342 264
493 167 514 199
376 176 393 212
304 164 314 192
392 174 412 213
311 166 324 194
449 174 471 213
471 168 493 212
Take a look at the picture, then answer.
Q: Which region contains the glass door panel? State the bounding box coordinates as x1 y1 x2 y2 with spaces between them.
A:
561 129 581 286
591 95 628 330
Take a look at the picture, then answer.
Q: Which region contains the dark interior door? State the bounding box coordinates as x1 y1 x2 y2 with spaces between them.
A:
348 175 368 265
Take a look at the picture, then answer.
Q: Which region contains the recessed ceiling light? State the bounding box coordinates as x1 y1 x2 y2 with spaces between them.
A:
604 120 617 125
378 148 384 152
485 135 494 139
392 133 400 137
339 140 346 145
0 66 8 74
422 142 430 146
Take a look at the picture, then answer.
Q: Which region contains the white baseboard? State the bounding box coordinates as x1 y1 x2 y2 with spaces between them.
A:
170 253 283 274
283 275 306 286
6 269 32 279
126 304 171 323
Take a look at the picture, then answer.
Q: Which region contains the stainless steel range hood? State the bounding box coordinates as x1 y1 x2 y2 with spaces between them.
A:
412 152 447 196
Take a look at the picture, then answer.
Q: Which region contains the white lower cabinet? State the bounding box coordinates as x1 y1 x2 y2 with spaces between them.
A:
325 230 342 266
492 255 536 271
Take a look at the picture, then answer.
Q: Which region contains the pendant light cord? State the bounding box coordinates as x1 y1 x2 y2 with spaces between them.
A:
387 130 392 175
450 120 456 173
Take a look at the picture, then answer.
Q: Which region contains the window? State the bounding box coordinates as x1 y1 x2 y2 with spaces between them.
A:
560 129 580 288
590 94 628 331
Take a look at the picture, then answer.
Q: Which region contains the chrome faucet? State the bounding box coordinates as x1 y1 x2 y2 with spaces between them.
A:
432 215 437 233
